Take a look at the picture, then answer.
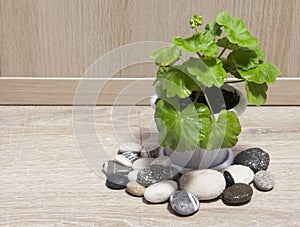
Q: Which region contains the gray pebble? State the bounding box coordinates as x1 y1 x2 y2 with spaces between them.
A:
141 145 160 158
102 160 131 176
106 174 129 189
169 190 200 216
234 148 270 173
254 170 275 191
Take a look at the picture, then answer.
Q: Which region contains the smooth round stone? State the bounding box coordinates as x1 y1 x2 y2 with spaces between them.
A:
132 158 156 170
126 181 145 197
151 156 172 167
179 169 226 200
254 170 275 191
137 165 178 187
144 180 178 203
222 183 253 205
169 190 200 216
102 160 131 176
114 152 139 167
141 145 160 158
234 148 270 173
223 165 254 184
106 174 129 189
223 171 235 187
128 170 139 182
119 142 142 153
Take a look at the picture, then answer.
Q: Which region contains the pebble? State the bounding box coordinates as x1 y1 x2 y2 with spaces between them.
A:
106 174 129 189
254 170 275 191
179 169 226 200
126 181 145 197
137 165 178 187
169 190 200 216
119 142 142 153
114 152 139 167
102 160 131 176
222 183 253 205
144 180 178 203
223 165 254 184
223 171 235 187
132 158 156 170
151 156 172 167
141 145 160 158
234 148 270 173
128 170 139 182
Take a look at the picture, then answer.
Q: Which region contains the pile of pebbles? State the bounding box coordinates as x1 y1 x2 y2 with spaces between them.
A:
103 143 275 216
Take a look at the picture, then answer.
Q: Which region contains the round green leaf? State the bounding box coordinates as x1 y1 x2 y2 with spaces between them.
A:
245 81 268 106
150 45 181 66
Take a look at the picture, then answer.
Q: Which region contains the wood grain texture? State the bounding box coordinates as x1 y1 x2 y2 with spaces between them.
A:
0 106 299 226
0 77 299 105
0 0 299 78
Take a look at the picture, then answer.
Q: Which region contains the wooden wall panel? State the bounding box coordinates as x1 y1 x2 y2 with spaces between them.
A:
0 0 299 78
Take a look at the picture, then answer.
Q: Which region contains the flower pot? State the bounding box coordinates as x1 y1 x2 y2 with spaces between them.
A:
151 84 246 171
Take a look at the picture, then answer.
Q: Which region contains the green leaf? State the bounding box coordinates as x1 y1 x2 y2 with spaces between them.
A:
155 100 211 152
238 61 281 84
172 33 218 57
150 45 181 66
201 21 222 39
228 46 265 70
216 11 258 47
156 66 169 79
221 58 242 79
160 67 199 98
217 37 240 51
201 110 241 149
183 57 227 88
245 81 268 106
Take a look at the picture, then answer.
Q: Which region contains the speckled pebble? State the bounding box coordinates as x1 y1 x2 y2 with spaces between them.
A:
119 142 142 153
222 183 253 205
223 165 254 184
106 174 129 190
151 156 172 167
137 165 178 187
179 169 226 200
144 180 178 203
254 170 275 191
132 158 156 170
128 170 139 182
126 181 145 197
169 190 200 216
234 148 270 173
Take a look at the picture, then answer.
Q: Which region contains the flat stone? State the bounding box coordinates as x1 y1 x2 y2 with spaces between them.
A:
151 156 172 167
144 180 178 203
114 152 139 167
141 145 160 158
223 165 254 184
254 170 275 191
137 165 178 187
223 171 235 187
106 174 129 190
222 183 253 205
102 160 131 176
128 170 139 182
179 169 226 200
132 158 156 170
234 148 270 173
119 142 142 153
169 190 200 216
126 181 145 197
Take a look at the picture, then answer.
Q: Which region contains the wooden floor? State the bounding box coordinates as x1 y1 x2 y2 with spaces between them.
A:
0 106 299 226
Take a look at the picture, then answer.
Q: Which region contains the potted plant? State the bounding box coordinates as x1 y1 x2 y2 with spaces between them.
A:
150 12 281 171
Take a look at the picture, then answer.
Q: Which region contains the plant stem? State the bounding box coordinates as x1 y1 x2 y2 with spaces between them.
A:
196 51 202 58
199 85 216 121
224 79 245 84
193 90 201 104
218 47 227 58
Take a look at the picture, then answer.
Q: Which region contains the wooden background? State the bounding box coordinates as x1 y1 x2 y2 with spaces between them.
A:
0 0 299 104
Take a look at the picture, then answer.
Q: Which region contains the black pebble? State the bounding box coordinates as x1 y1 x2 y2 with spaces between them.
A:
106 174 129 189
234 147 270 173
223 171 235 187
223 183 253 205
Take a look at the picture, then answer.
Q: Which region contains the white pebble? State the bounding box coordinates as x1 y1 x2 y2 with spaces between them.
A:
179 169 226 200
119 142 142 153
114 152 139 168
144 180 178 203
132 158 156 170
151 156 172 167
223 164 254 184
128 170 140 182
